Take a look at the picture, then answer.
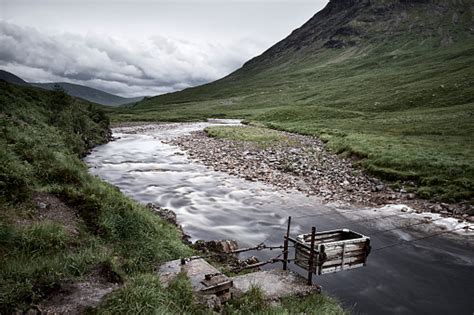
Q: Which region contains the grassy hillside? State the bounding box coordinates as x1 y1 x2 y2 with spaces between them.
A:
32 82 143 107
0 82 192 313
110 0 474 202
0 68 143 106
0 70 30 87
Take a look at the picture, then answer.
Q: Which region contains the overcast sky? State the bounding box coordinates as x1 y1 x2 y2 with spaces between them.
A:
0 0 328 97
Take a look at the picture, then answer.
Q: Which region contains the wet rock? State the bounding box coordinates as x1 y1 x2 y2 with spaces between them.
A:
431 204 443 213
146 203 177 226
241 256 260 266
146 203 191 244
466 216 474 223
36 202 48 210
193 240 239 254
198 294 222 311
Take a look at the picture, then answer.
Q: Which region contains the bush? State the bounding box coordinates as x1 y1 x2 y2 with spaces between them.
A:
0 149 31 203
17 222 69 254
99 273 204 314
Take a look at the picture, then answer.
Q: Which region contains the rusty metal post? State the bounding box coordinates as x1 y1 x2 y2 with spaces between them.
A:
282 216 292 270
307 226 316 285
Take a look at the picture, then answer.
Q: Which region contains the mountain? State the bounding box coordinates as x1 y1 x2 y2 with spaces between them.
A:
0 69 143 106
128 0 474 201
0 69 30 87
32 82 143 107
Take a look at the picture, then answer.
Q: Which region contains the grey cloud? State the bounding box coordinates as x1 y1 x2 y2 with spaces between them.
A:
0 21 262 97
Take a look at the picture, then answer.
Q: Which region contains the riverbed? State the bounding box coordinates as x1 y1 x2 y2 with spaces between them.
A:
85 121 474 315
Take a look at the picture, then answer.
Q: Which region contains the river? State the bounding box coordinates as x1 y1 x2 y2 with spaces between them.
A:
85 121 474 315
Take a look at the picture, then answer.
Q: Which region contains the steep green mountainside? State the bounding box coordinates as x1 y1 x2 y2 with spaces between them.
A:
115 0 474 201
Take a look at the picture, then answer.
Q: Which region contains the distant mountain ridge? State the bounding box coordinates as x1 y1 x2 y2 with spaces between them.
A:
0 70 30 87
0 69 143 106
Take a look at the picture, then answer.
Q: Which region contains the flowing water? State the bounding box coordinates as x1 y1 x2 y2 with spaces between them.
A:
85 121 474 315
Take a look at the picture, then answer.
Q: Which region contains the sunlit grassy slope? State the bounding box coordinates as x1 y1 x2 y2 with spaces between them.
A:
110 1 474 201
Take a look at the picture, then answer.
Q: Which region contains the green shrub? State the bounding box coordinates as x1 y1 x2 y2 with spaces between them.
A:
17 222 69 254
0 149 31 203
99 273 204 314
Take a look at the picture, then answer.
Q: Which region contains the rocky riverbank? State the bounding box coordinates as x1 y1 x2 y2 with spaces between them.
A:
169 128 473 221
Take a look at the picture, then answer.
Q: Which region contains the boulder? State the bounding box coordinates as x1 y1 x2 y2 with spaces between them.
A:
193 240 239 254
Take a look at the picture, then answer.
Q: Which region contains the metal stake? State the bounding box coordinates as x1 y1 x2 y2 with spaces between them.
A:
282 216 292 270
307 226 316 285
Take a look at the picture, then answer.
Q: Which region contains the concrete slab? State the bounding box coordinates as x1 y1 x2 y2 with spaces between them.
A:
158 258 232 295
231 270 320 300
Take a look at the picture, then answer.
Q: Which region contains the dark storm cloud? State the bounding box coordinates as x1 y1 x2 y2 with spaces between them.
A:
0 21 260 97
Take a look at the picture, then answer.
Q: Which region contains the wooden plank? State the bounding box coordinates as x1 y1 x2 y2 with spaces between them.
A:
341 243 346 271
325 249 367 260
289 237 311 250
324 243 365 252
320 263 365 275
200 280 233 295
325 246 366 256
299 236 369 247
300 232 343 242
322 255 366 268
323 237 368 246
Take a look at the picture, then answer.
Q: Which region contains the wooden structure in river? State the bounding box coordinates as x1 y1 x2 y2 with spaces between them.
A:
283 217 371 285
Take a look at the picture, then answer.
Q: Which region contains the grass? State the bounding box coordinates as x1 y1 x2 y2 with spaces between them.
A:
206 125 297 148
98 273 207 314
0 82 191 312
106 32 474 202
225 286 346 315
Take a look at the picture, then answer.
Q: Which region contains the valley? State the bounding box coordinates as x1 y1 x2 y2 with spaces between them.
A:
1 0 474 313
85 121 474 314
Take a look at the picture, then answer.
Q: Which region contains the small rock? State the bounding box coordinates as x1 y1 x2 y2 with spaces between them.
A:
466 216 474 223
242 256 260 266
194 240 239 254
401 207 408 213
147 203 178 226
440 210 449 215
431 205 443 213
198 294 222 311
36 202 48 210
407 193 416 200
